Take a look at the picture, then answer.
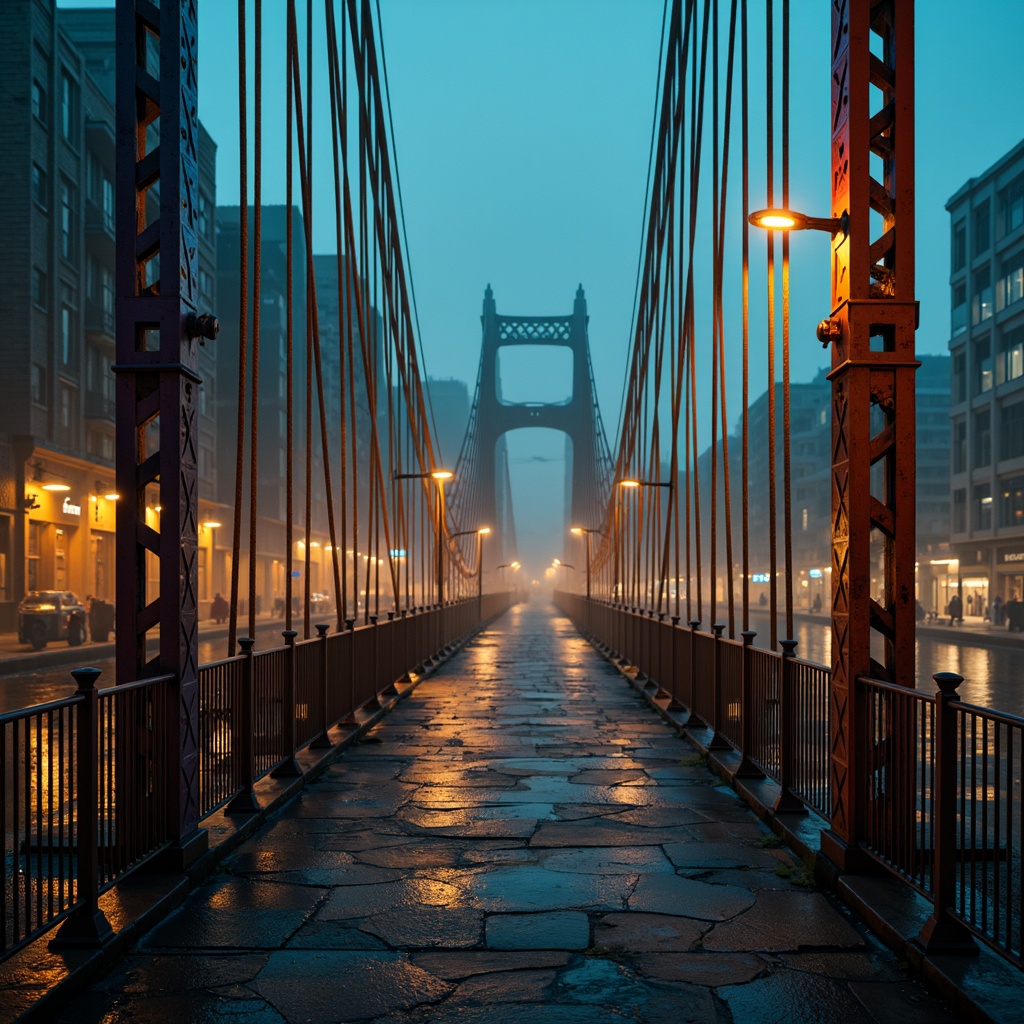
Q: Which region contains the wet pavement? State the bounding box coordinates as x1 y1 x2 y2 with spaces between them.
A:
58 602 956 1024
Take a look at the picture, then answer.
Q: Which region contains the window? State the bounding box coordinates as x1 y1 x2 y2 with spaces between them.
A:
976 337 993 394
31 365 46 406
952 281 967 335
974 199 991 256
973 266 993 324
974 483 993 530
952 219 966 272
974 409 991 466
31 164 47 209
198 191 211 240
60 70 77 143
1000 475 1024 528
32 267 47 309
998 325 1024 387
60 284 76 367
1002 402 1024 461
953 489 967 532
1001 173 1024 237
997 252 1024 312
953 351 967 403
59 178 74 260
32 80 46 124
953 419 967 473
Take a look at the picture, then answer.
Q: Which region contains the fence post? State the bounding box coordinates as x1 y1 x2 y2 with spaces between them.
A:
365 615 382 709
917 672 977 953
226 639 260 814
666 616 685 711
773 639 805 814
271 630 301 778
735 630 764 778
50 667 113 948
709 624 730 750
309 624 333 748
340 617 358 726
687 619 703 727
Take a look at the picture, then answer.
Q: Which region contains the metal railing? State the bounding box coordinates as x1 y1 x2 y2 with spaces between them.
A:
553 591 1022 969
1 594 514 960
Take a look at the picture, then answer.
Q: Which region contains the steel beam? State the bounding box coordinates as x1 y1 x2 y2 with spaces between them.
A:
823 0 918 870
116 0 215 863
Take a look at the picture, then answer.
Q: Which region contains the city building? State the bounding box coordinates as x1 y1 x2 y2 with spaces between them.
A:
0 2 218 628
946 138 1024 617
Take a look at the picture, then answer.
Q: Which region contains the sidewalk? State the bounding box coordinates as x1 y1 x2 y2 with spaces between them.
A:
52 602 965 1024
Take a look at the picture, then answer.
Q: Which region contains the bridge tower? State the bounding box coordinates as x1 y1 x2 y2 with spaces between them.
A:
465 286 609 559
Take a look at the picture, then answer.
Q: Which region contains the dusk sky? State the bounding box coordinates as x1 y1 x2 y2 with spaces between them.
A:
60 1 1024 573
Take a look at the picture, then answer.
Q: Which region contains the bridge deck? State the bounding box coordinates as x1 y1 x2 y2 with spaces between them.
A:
66 604 952 1023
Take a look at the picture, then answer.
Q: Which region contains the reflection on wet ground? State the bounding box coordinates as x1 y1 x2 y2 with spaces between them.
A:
64 602 955 1023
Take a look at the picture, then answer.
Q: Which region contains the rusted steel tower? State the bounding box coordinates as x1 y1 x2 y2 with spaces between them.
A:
115 1 216 863
822 0 917 869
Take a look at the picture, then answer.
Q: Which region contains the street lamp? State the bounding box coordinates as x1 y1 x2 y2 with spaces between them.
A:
393 469 454 605
496 561 520 589
451 526 491 612
571 526 601 600
748 207 848 236
615 478 671 605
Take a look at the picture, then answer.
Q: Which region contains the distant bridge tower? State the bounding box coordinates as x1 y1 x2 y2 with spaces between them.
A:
452 286 611 562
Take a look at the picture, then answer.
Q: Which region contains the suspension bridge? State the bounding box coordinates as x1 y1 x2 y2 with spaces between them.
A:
1 1 1021 1021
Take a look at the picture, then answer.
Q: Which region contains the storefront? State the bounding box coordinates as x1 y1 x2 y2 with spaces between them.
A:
996 545 1024 605
25 487 85 596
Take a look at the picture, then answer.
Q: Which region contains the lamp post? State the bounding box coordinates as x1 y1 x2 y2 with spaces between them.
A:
616 479 672 607
451 526 491 618
393 469 453 606
496 561 520 590
571 527 601 601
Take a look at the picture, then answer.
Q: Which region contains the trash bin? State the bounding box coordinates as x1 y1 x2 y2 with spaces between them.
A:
89 599 115 642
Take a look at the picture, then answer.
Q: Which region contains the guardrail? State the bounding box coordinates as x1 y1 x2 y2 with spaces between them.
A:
1 594 514 960
553 591 1021 969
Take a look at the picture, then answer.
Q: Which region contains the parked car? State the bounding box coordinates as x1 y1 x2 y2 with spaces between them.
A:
18 591 87 650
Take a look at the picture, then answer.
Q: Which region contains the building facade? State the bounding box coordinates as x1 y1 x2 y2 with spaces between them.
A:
947 138 1024 617
0 2 218 628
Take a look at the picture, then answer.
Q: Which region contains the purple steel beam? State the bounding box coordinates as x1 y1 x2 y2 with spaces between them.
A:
115 0 216 863
823 0 918 870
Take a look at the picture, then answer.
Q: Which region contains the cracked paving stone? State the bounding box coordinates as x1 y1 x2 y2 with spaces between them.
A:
661 840 792 871
463 864 631 912
358 904 484 947
485 911 590 950
627 871 755 921
410 950 572 979
718 968 890 1024
318 877 474 920
539 845 675 875
142 878 328 950
703 890 867 951
592 912 707 952
637 951 766 986
251 951 452 1023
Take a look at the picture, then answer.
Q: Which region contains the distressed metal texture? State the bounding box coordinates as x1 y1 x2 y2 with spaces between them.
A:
115 0 202 841
828 0 918 853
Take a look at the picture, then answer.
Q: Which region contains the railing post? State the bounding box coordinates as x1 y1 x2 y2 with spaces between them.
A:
917 672 977 953
365 615 382 709
735 630 764 778
382 611 400 696
773 639 806 814
271 630 301 778
309 624 333 748
709 624 730 750
666 615 685 710
687 619 702 727
400 608 413 682
340 617 358 726
50 668 113 948
226 639 260 814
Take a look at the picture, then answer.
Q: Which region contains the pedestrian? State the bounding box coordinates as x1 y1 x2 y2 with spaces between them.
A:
947 593 962 626
211 592 229 624
994 593 1004 626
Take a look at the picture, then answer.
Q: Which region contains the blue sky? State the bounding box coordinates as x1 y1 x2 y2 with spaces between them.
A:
60 1 1024 571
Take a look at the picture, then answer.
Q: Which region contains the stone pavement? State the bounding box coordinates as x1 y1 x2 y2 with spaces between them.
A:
61 602 957 1024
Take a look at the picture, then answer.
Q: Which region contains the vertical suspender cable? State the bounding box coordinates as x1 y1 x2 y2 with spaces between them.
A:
765 0 778 650
781 0 794 639
229 0 249 656
285 0 295 635
248 0 262 643
740 0 749 633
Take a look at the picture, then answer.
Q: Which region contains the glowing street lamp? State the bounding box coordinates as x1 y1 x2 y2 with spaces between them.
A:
393 468 454 605
747 207 848 235
571 526 601 600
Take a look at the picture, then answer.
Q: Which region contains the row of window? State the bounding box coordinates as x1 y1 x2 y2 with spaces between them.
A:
952 252 1024 334
952 396 1024 471
951 172 1024 274
32 61 78 144
953 477 1024 533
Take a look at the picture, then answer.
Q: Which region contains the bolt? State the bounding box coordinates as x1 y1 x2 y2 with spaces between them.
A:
186 312 219 343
